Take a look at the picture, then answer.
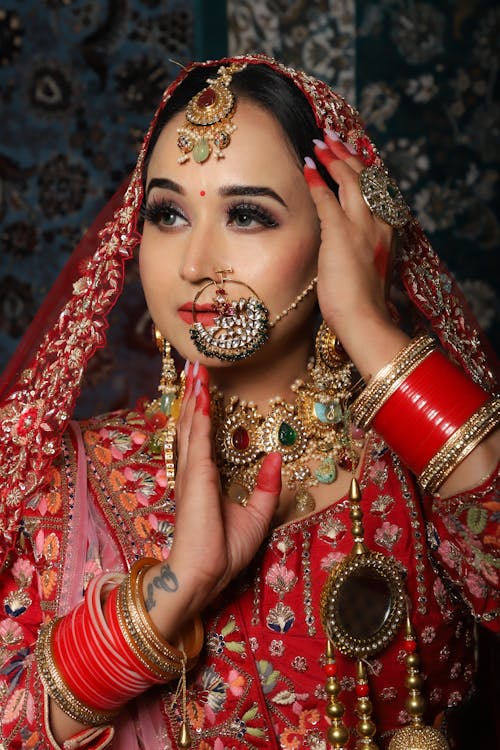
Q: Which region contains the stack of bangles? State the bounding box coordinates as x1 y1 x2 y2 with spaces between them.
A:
351 335 500 493
36 558 204 726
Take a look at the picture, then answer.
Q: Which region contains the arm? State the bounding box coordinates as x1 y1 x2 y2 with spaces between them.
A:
48 365 282 745
304 133 499 497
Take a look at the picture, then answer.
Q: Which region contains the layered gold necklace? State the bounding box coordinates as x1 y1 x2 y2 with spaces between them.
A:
210 323 364 513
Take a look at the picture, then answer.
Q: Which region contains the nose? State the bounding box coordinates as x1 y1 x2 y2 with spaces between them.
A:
178 221 227 284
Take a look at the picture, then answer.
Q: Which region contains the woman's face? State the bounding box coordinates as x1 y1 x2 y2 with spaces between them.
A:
139 99 321 367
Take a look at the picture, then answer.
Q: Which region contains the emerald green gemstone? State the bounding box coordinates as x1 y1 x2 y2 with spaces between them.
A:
278 421 296 446
193 137 210 163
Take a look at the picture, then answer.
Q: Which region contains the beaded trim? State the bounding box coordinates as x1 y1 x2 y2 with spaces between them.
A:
419 395 500 493
391 452 428 615
351 336 436 429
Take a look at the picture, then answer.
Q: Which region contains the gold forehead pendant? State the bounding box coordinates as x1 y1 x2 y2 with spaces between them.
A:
177 63 246 164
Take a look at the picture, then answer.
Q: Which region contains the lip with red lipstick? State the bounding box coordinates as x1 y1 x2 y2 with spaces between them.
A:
178 302 217 326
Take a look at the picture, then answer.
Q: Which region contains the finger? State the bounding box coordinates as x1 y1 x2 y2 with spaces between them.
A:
245 452 282 526
313 141 371 226
178 360 196 423
184 382 219 487
303 157 346 227
324 129 363 172
176 362 199 482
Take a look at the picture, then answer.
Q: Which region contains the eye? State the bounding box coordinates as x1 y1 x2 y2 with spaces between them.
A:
227 202 278 230
140 199 188 229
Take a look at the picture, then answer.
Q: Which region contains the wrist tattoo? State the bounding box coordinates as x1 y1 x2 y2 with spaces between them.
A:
145 563 179 611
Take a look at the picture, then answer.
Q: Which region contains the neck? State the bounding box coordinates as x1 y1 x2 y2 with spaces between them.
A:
207 324 314 412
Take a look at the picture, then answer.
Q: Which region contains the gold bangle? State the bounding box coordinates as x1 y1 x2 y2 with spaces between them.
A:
115 588 179 680
351 335 436 429
116 558 204 680
131 560 204 665
419 395 500 493
36 619 119 726
129 561 186 662
118 576 183 679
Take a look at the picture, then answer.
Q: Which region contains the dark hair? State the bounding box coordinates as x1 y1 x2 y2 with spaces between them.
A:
144 63 338 195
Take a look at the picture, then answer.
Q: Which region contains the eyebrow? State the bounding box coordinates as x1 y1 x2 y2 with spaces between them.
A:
219 185 288 208
146 177 184 197
145 177 288 209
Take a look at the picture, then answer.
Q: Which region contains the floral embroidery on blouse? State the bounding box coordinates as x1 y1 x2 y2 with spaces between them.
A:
0 410 497 749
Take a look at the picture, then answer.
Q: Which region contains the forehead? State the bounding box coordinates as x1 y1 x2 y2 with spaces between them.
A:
146 99 301 183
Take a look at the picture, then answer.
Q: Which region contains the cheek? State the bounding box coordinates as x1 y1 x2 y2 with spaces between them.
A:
138 238 167 312
138 240 153 295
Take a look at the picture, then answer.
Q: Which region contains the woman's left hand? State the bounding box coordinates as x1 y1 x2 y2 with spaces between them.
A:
304 131 409 378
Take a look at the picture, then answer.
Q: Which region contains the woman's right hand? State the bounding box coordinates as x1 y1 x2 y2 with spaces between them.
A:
143 363 282 640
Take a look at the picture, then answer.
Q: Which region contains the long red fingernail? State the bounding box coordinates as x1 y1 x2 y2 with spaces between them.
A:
196 364 210 387
303 158 326 188
314 143 340 166
256 452 282 494
324 131 356 160
184 362 195 397
195 382 211 416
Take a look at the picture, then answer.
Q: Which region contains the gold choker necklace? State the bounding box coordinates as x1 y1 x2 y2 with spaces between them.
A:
211 327 364 513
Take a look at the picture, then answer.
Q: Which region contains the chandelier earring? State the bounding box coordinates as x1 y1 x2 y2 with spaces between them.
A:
147 328 185 491
291 321 362 503
189 268 270 362
154 328 180 412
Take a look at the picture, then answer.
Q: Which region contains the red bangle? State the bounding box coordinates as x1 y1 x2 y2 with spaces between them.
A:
372 350 489 475
104 584 165 683
52 574 156 713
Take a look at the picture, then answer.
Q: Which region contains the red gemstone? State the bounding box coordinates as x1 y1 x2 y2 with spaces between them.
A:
355 683 369 697
232 426 250 451
324 662 337 676
198 87 217 107
404 639 417 653
150 412 167 429
338 452 357 472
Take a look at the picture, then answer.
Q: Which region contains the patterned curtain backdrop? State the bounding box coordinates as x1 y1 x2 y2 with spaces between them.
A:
227 0 500 358
0 0 226 416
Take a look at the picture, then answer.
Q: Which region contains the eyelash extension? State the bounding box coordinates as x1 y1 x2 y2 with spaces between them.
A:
139 198 185 225
227 202 279 228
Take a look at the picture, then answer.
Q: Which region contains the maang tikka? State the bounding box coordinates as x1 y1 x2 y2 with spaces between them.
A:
177 63 246 164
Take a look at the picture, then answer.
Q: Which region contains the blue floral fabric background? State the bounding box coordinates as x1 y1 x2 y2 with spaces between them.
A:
228 0 499 352
0 0 226 414
0 0 498 418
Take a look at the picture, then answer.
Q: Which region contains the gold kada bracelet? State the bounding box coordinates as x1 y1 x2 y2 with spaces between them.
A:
419 395 500 493
118 557 204 679
351 335 436 429
36 618 119 726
